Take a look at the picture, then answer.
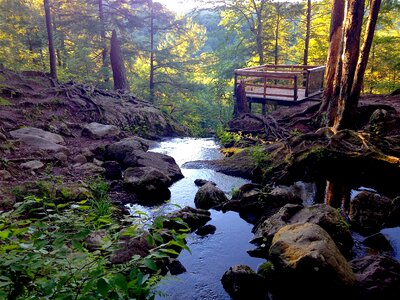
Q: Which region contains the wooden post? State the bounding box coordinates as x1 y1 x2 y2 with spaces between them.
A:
262 102 266 115
305 70 310 97
294 75 298 101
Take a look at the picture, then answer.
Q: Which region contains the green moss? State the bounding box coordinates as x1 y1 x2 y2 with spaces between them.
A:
257 261 274 278
0 97 11 106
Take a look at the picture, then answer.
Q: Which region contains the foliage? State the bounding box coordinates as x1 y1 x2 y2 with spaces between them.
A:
0 97 11 106
0 178 190 299
216 129 242 146
250 145 269 167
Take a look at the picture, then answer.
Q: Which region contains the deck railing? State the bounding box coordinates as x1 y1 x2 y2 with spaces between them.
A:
234 64 325 102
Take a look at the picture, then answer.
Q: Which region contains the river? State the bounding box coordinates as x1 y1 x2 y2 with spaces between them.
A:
126 137 400 299
127 138 263 299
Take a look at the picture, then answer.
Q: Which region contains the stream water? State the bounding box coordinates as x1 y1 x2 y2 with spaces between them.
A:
126 137 400 299
127 138 264 299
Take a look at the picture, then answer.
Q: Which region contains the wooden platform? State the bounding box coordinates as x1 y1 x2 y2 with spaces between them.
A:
234 64 325 113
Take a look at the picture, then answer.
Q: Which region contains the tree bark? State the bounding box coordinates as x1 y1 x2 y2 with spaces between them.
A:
333 0 365 130
110 29 129 92
252 0 265 65
149 0 155 103
350 0 382 104
319 0 345 120
274 4 281 65
98 0 109 83
233 81 250 116
303 0 311 66
44 0 57 80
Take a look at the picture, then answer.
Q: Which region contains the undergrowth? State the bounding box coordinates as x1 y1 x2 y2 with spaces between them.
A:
0 177 189 299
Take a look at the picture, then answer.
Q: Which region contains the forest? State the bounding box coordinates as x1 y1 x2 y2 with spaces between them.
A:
0 0 399 135
1 0 400 300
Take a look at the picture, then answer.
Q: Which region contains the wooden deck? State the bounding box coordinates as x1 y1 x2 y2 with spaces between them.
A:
234 64 325 114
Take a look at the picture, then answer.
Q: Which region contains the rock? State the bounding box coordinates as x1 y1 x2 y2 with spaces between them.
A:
195 224 216 236
16 135 69 153
54 152 68 165
73 154 87 165
82 122 120 139
81 148 94 158
106 137 149 162
194 182 228 210
93 158 103 166
221 265 267 300
194 179 216 187
135 151 183 182
103 161 122 180
124 167 171 203
252 203 353 258
110 235 153 264
164 206 211 232
75 163 105 175
21 160 44 170
350 255 400 299
269 223 356 297
349 191 394 234
229 113 267 133
167 259 186 275
10 127 65 144
0 132 6 141
0 170 12 181
362 233 394 252
85 230 109 251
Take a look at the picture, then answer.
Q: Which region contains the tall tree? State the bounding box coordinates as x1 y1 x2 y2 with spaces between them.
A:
44 0 57 79
98 0 109 83
303 0 312 65
110 29 129 91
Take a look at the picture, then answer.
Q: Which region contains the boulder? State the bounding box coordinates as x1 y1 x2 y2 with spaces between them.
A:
195 224 216 236
75 163 105 175
362 233 394 252
110 234 153 264
73 154 87 165
10 127 65 144
269 223 356 297
82 122 120 139
167 259 187 275
0 170 12 181
164 206 211 232
103 161 122 180
85 229 109 251
21 160 44 170
252 203 353 258
349 191 396 234
350 255 400 300
194 182 228 210
16 135 68 153
135 151 183 182
106 137 149 162
194 179 216 187
124 167 171 203
54 152 68 165
221 265 267 300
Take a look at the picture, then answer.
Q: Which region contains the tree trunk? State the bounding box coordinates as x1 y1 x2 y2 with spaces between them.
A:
252 0 265 65
303 0 311 66
319 0 345 120
350 0 382 103
149 0 155 103
274 5 281 65
110 29 129 92
333 0 365 130
44 0 57 80
98 0 109 83
233 81 250 116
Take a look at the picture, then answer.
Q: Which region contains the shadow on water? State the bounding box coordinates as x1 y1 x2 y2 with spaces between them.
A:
126 138 264 299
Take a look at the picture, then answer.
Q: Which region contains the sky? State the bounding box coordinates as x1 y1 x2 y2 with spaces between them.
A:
156 0 198 14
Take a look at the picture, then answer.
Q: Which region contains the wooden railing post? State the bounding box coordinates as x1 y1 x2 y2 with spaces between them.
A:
294 75 298 101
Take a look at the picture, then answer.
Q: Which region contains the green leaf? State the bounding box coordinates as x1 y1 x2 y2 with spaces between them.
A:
143 258 158 271
159 248 180 256
96 278 109 297
112 273 127 291
72 240 84 252
0 230 10 239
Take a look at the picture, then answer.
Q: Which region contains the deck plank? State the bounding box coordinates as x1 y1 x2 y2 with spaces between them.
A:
245 86 306 101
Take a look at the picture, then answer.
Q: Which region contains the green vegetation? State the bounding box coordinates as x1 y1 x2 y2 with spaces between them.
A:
250 145 270 167
0 97 11 106
0 178 190 299
216 129 242 146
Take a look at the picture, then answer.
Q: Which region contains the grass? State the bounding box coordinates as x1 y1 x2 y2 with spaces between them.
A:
0 97 11 106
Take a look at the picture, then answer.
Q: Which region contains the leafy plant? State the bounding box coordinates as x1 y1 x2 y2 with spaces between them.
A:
0 178 190 299
250 145 269 167
0 97 10 106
